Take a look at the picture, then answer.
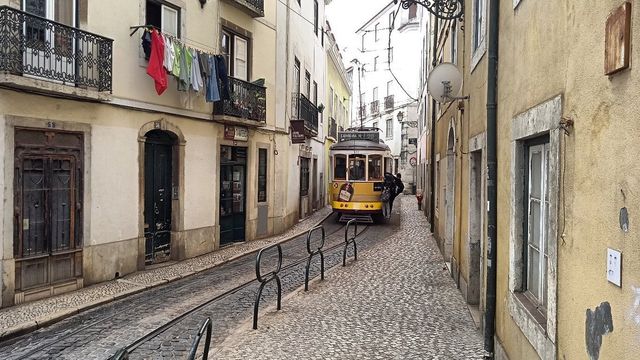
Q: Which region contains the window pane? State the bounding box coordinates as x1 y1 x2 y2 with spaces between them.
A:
334 155 346 180
529 200 541 249
368 155 383 181
530 148 542 199
258 149 267 203
527 248 540 299
348 155 366 181
234 37 248 81
161 5 179 37
386 119 393 138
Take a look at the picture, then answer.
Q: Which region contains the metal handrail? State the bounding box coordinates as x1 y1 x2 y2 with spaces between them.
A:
187 318 212 360
109 348 129 360
343 219 358 266
304 226 326 291
253 243 283 329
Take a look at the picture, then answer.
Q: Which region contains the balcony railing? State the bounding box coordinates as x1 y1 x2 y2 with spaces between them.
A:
370 100 380 115
358 105 367 119
328 117 337 139
224 0 264 17
384 95 394 110
292 93 318 134
215 76 266 123
0 6 113 92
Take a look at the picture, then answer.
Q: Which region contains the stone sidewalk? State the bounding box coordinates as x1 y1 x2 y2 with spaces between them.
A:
0 207 333 340
213 197 485 360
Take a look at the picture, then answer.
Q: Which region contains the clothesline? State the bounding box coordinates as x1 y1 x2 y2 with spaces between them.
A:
142 25 231 101
129 25 218 56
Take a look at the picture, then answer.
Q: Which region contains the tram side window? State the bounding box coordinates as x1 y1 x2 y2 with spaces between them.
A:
384 157 393 174
334 155 346 180
348 154 366 181
368 155 383 181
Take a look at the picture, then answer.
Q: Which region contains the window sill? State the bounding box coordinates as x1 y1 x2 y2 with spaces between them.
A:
508 291 556 359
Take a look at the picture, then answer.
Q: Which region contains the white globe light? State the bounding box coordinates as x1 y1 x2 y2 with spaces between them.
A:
427 63 463 103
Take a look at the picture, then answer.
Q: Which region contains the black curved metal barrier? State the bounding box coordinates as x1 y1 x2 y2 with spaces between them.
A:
109 348 129 360
304 226 326 291
187 317 212 360
343 219 358 266
253 243 283 330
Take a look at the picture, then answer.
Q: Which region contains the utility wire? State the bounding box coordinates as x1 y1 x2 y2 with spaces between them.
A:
386 3 419 102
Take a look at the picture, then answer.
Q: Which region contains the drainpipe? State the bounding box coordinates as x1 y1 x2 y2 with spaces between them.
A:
484 0 500 358
429 16 438 233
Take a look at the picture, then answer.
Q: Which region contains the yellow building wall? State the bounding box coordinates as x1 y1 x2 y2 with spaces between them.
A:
496 0 640 359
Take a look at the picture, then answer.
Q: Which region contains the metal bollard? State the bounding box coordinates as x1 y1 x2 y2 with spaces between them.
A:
343 219 358 266
304 226 326 291
253 244 283 330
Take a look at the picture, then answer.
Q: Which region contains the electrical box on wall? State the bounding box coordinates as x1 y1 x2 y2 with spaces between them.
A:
607 248 622 287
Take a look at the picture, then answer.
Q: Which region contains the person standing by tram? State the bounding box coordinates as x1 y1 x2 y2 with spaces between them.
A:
382 172 396 219
389 173 404 212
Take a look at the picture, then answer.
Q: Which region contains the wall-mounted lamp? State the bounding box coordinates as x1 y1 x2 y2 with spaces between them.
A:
397 111 404 123
199 0 206 9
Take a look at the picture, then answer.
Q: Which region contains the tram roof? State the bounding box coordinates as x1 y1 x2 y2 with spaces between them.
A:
329 139 390 151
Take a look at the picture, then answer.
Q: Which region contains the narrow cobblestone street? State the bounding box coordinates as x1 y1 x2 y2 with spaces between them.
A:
213 196 484 359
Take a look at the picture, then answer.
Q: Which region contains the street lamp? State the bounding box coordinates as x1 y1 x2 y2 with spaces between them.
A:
394 0 464 21
397 111 404 123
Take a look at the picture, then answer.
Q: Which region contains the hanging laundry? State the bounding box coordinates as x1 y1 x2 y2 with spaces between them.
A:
215 55 231 100
172 41 182 78
146 30 167 95
163 34 174 73
141 30 152 60
177 45 195 92
191 49 204 92
206 54 220 102
199 52 210 79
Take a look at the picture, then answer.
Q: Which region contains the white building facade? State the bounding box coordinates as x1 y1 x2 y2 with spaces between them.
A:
349 1 422 193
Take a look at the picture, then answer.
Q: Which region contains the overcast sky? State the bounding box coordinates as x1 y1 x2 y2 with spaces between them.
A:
325 0 393 66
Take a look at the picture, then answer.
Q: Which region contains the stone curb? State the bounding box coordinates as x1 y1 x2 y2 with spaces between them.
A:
0 210 335 342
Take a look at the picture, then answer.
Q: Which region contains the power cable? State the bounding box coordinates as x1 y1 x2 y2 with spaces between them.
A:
386 4 419 102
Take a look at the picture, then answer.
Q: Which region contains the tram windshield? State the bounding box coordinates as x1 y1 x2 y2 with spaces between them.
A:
348 154 366 181
334 155 346 180
368 155 383 181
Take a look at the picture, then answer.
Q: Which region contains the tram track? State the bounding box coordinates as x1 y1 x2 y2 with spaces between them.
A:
121 223 371 358
0 215 354 360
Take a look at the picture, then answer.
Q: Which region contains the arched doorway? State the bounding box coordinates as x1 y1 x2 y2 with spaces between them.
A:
144 130 177 265
445 127 455 263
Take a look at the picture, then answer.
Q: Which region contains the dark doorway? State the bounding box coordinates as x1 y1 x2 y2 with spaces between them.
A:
312 158 318 210
14 128 83 295
220 146 247 245
144 130 174 265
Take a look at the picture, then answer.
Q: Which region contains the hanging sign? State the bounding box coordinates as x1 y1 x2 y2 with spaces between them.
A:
224 125 249 142
290 120 306 144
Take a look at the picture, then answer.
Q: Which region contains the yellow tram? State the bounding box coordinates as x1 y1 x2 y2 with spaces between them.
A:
329 128 393 223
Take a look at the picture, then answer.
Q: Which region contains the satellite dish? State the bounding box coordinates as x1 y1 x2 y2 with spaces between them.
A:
427 63 463 103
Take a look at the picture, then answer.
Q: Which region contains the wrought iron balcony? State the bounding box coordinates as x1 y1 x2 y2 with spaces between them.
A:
370 100 380 115
292 93 318 135
0 6 113 93
358 105 367 119
223 0 264 17
384 95 395 110
214 76 266 124
328 117 337 139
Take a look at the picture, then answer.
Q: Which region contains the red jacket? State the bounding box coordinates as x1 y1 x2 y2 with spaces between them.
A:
146 30 167 95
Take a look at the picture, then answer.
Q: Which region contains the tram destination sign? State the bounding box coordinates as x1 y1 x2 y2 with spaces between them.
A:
338 131 379 143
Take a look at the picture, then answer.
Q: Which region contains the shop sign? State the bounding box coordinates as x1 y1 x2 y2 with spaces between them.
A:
224 125 249 142
290 120 306 144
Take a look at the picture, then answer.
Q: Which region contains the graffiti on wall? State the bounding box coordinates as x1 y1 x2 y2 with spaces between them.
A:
585 302 614 360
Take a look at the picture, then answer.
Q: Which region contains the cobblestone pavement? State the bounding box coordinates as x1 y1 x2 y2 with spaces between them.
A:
0 206 332 338
213 196 484 360
0 208 335 359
